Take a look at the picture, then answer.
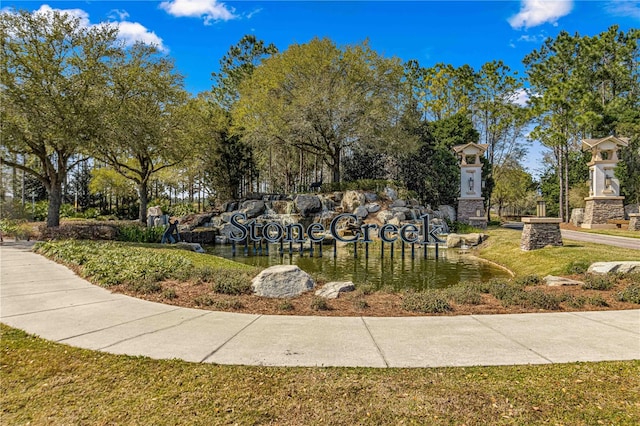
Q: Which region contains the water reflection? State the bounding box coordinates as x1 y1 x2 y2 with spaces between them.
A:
207 244 509 291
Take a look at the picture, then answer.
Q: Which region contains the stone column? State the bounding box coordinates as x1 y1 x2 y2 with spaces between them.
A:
581 136 629 229
453 143 488 227
629 213 640 231
520 218 563 251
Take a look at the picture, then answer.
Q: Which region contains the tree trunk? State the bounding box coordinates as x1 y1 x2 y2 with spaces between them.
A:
564 147 570 223
47 181 63 228
331 150 341 184
557 146 564 222
139 180 149 225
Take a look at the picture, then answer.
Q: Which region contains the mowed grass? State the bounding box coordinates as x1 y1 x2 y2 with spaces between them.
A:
2 325 639 425
479 228 640 277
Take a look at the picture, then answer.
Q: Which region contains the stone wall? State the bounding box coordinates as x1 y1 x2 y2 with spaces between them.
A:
457 198 485 225
629 214 640 231
520 218 563 251
582 197 625 228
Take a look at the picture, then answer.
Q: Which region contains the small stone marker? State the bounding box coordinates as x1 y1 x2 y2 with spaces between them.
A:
520 217 563 251
544 275 583 287
315 281 355 299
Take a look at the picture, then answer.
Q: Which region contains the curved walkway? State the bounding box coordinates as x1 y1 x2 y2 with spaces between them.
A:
1 241 639 368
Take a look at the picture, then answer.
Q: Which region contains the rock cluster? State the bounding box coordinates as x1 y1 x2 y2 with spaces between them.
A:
172 188 453 245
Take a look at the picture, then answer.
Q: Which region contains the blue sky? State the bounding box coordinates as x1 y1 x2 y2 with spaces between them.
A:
4 0 640 175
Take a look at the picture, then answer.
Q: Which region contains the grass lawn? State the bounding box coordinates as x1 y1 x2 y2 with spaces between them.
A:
2 324 639 425
479 228 640 278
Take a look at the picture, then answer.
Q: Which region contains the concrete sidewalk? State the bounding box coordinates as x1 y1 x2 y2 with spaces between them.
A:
1 241 639 368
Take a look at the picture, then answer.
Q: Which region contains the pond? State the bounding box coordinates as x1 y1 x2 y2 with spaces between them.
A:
207 243 510 291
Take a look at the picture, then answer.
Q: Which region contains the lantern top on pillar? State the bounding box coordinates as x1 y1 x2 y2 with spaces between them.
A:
452 143 488 165
582 135 629 164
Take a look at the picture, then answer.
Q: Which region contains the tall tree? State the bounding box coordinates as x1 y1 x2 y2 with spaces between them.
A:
92 43 189 223
524 31 588 221
0 9 119 227
524 27 639 221
406 61 476 122
233 38 410 184
211 34 277 110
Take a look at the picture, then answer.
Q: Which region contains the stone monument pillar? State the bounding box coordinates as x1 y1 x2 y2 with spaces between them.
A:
581 135 629 229
453 143 488 228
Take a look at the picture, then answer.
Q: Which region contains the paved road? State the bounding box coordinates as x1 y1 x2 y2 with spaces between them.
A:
1 241 639 368
561 229 640 250
503 222 640 250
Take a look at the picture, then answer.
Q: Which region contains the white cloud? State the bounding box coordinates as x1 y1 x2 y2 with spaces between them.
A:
606 0 640 19
115 21 166 52
108 9 130 21
510 88 530 107
16 4 168 52
34 4 90 27
509 0 573 29
159 0 237 25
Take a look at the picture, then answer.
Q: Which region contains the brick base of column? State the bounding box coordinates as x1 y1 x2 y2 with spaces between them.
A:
582 197 625 229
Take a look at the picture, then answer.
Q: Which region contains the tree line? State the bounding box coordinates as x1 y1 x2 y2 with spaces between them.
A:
1 9 638 227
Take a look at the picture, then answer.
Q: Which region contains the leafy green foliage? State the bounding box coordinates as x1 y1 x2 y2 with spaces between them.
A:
115 224 164 243
616 283 640 304
33 241 254 292
402 291 452 313
310 297 330 311
583 275 615 291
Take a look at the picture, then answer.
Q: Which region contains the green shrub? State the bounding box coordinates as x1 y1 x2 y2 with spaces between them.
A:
583 274 615 291
162 288 177 300
310 297 330 311
116 224 164 243
514 274 543 287
166 203 197 218
194 294 215 307
209 269 253 295
617 283 640 304
278 300 294 311
519 290 562 310
354 299 369 310
566 296 586 308
445 286 482 305
126 280 163 294
587 296 609 307
564 260 591 275
402 291 452 313
487 281 525 306
212 299 244 310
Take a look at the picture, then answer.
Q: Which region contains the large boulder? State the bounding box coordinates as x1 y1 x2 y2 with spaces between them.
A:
180 212 216 230
384 187 398 201
376 210 394 224
271 200 293 215
438 205 456 222
366 203 381 213
294 195 322 217
354 205 369 219
241 200 265 218
363 192 378 202
251 265 315 298
342 190 366 212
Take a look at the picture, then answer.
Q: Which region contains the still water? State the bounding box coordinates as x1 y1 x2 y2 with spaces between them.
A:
207 243 510 291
